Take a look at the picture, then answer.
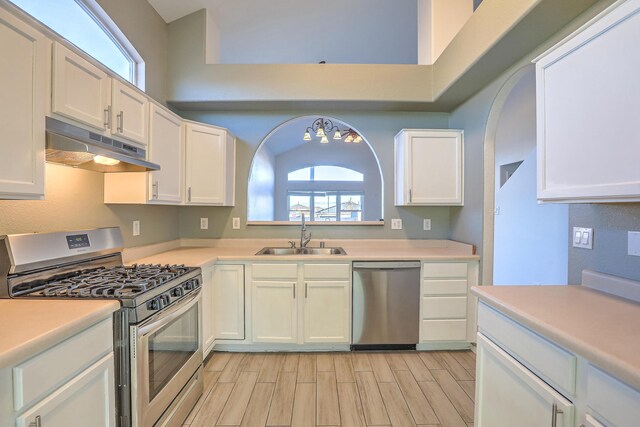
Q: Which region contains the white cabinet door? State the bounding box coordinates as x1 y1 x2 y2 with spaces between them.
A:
51 42 111 132
475 333 574 427
16 353 115 427
252 281 297 343
303 280 350 343
213 265 245 341
0 9 48 200
148 104 183 203
395 129 464 206
185 123 235 206
535 0 640 203
202 266 215 357
111 80 148 145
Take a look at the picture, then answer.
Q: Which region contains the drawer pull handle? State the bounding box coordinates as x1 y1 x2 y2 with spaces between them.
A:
117 111 124 133
293 284 296 299
29 415 42 427
305 282 308 298
551 403 563 427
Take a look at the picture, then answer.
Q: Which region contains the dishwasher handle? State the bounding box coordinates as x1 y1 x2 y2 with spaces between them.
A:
353 261 421 270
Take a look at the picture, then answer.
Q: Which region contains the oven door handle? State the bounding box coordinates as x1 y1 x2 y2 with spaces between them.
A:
138 289 201 337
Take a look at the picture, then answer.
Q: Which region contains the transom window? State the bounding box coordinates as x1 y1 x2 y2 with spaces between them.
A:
288 191 363 222
288 166 364 182
9 0 141 85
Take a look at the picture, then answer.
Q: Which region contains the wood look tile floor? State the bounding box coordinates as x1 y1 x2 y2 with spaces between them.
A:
184 351 475 427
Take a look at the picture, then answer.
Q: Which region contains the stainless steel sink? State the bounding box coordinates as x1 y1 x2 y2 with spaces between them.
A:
255 247 347 255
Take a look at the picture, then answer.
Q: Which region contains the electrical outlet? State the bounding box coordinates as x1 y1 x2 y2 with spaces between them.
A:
132 220 140 236
391 219 403 230
200 218 209 230
423 219 432 231
232 217 240 230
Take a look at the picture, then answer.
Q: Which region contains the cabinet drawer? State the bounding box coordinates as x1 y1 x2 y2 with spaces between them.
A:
422 296 467 319
13 318 113 411
252 263 297 279
478 303 576 396
423 279 467 295
303 263 350 279
421 319 467 341
587 364 640 427
423 262 468 278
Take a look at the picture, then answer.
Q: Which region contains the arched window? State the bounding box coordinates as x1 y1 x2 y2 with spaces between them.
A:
8 0 143 86
288 166 364 182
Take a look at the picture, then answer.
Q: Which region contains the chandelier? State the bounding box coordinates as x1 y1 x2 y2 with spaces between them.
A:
303 118 363 144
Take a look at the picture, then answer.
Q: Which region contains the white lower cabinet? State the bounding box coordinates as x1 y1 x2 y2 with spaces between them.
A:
303 280 350 343
475 333 574 427
248 262 351 346
252 281 297 343
477 301 640 427
420 261 478 347
16 354 115 427
213 265 245 341
202 266 215 357
0 317 115 427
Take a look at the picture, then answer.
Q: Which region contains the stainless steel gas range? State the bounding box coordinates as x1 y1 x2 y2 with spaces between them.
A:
0 228 204 427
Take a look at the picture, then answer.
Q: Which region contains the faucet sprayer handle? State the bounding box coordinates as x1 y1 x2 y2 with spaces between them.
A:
288 240 296 248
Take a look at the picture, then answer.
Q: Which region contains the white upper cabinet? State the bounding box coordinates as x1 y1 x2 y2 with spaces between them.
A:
0 8 49 200
147 104 183 203
104 103 183 204
52 42 148 146
185 122 236 206
395 129 464 206
51 42 111 133
111 80 148 145
535 0 640 203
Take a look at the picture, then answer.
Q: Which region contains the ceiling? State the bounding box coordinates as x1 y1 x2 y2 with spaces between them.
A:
148 0 418 64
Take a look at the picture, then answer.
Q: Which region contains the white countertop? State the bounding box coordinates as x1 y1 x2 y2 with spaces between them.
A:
0 299 120 369
472 285 640 390
130 239 479 267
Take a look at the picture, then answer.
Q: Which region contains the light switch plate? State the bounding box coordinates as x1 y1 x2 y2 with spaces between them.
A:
391 219 403 230
200 218 209 230
423 219 432 231
232 217 240 230
572 227 593 249
132 220 140 236
628 231 640 256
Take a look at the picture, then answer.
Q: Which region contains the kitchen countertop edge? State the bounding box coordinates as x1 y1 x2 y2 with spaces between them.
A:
0 300 120 370
472 285 640 391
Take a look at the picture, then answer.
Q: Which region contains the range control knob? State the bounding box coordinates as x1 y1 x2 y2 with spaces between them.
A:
147 298 160 311
184 280 195 291
160 294 171 306
171 286 184 298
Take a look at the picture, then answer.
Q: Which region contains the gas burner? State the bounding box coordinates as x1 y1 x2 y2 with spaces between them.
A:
16 263 193 299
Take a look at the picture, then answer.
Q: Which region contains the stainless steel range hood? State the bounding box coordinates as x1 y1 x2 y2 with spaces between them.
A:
45 117 160 172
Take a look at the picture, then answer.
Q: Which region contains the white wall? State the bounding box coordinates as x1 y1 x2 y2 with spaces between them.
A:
493 151 568 285
247 146 276 221
494 67 536 194
419 0 473 64
212 0 418 64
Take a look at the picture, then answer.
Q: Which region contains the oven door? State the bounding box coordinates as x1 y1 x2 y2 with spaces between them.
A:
133 289 203 427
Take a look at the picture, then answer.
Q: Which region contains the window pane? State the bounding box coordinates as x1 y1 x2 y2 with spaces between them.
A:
314 166 363 181
340 194 363 222
314 193 337 222
9 0 133 81
288 167 311 181
288 194 310 222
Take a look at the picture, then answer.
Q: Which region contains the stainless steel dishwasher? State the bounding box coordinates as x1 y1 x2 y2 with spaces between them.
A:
352 261 421 350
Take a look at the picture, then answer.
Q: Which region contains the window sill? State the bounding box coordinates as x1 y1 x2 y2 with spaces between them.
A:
246 221 385 226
